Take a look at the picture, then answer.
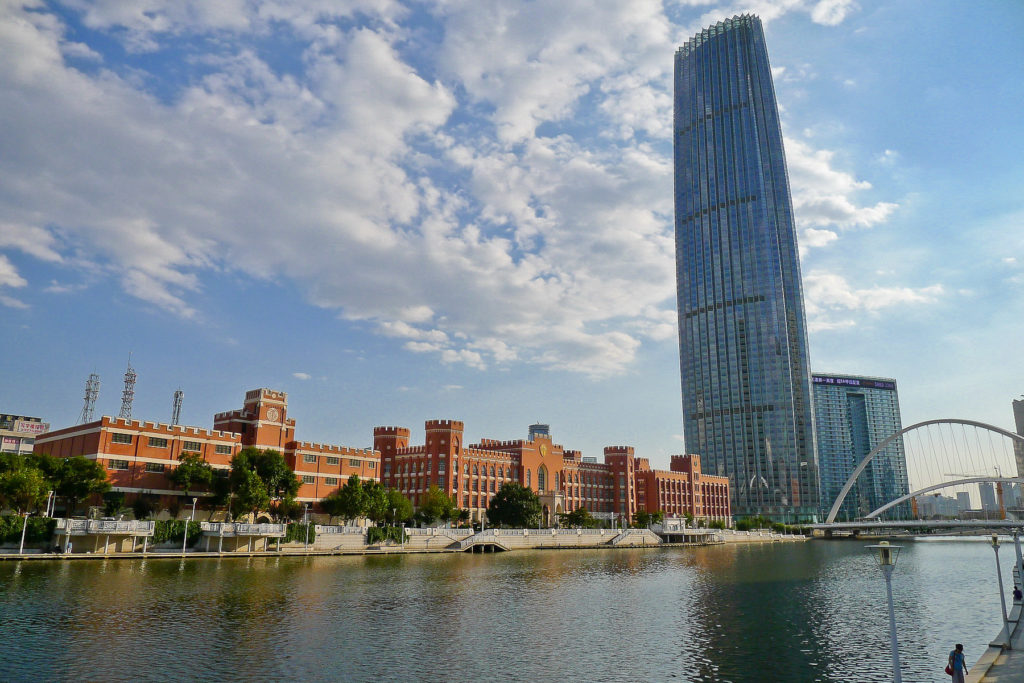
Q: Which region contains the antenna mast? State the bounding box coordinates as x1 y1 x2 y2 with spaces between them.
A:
119 355 136 420
171 389 183 425
79 373 100 423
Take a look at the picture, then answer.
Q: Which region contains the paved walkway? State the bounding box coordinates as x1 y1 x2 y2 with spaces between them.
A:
969 599 1024 682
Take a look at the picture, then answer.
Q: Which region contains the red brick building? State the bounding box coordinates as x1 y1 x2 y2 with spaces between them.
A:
35 387 729 524
35 388 379 508
377 420 730 526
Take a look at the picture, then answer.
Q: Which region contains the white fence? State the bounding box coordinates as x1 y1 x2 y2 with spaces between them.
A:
54 519 155 536
200 522 286 537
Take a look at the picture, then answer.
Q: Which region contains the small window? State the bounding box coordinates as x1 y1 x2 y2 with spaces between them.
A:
326 456 339 466
215 445 232 455
452 476 458 489
368 462 375 469
111 433 132 444
438 462 446 473
349 459 359 467
181 440 202 452
148 437 168 448
489 466 495 477
145 462 166 473
437 476 444 487
109 459 129 470
302 475 316 484
303 454 317 464
325 477 338 486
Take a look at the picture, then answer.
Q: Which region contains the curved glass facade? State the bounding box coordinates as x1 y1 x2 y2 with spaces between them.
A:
674 15 819 522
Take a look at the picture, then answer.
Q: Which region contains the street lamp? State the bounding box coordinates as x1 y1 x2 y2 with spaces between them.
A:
182 497 197 555
303 504 311 550
865 541 903 683
992 534 1012 648
18 510 29 555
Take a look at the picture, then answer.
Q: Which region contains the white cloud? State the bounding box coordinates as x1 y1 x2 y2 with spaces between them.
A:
292 372 311 380
786 137 899 232
804 271 943 329
0 1 880 376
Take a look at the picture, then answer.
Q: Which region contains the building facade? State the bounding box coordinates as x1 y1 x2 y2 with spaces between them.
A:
35 389 379 509
674 14 818 522
1 413 49 455
812 374 910 520
376 421 730 526
1013 398 1024 477
34 389 728 525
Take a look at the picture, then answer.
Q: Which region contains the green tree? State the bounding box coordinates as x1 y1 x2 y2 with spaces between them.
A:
252 449 300 499
168 452 214 496
0 466 49 513
561 506 599 528
387 489 413 525
273 496 303 521
102 491 126 517
231 468 270 520
320 475 365 524
132 494 158 520
54 456 111 515
419 485 456 526
487 482 542 528
362 480 391 525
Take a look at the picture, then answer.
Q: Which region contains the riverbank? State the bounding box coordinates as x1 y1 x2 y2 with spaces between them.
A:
0 526 805 561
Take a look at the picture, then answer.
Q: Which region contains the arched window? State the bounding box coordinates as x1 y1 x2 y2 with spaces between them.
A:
538 465 547 493
489 465 495 477
498 466 504 478
473 464 479 475
464 463 469 474
526 469 532 487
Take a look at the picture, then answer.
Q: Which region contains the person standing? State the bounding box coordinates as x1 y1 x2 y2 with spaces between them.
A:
948 643 967 682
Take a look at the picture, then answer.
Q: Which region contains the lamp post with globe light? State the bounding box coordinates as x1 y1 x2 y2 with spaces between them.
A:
992 534 1012 648
866 541 903 683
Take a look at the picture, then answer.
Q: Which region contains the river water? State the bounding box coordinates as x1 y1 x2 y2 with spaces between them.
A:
0 539 1016 682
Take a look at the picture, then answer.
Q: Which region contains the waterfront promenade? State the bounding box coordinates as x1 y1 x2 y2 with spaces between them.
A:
970 597 1024 681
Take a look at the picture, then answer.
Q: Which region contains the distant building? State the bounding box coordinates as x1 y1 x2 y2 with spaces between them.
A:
528 424 550 441
1014 398 1024 477
0 414 49 455
376 423 730 526
956 492 972 512
916 494 959 519
979 482 998 512
812 374 910 520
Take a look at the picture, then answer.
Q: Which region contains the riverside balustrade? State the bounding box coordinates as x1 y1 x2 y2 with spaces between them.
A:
200 523 286 537
54 519 155 536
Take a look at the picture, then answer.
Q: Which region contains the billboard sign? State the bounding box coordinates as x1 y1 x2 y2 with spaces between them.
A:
13 420 49 435
812 376 896 391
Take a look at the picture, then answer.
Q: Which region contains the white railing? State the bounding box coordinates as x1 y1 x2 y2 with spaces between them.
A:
54 519 155 535
315 525 365 535
200 522 286 537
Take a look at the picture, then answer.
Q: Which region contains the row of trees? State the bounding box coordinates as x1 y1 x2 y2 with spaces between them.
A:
0 452 109 516
319 476 472 527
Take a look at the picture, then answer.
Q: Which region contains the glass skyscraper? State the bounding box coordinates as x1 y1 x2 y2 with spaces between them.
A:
812 374 910 520
674 15 819 522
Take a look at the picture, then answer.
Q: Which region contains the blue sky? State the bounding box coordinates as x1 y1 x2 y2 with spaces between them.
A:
1 0 1021 469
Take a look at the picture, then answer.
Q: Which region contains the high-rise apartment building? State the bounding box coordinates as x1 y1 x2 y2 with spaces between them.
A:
1013 397 1024 477
674 15 818 522
812 374 910 520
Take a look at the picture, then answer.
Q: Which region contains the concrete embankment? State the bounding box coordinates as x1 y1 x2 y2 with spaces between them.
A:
0 526 806 562
968 599 1024 682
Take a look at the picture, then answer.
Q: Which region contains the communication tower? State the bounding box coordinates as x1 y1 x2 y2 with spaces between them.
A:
119 356 136 420
171 389 183 426
78 373 100 423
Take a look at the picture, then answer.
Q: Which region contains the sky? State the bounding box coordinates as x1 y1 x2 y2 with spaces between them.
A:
1 0 1021 469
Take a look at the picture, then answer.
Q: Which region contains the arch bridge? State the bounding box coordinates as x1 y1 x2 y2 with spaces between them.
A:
823 418 1024 527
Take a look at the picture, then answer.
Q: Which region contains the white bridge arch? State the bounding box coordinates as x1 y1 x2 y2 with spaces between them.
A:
825 418 1024 524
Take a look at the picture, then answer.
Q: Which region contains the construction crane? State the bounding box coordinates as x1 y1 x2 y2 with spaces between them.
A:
945 469 1006 520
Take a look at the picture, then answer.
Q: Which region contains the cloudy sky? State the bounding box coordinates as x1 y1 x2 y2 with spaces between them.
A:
1 0 1021 466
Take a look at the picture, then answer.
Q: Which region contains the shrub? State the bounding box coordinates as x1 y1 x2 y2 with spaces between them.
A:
152 519 201 546
367 526 407 545
0 515 57 544
285 522 316 544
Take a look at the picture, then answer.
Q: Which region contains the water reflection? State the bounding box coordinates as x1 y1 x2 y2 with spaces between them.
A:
0 542 1015 682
